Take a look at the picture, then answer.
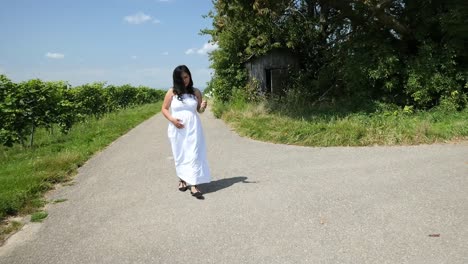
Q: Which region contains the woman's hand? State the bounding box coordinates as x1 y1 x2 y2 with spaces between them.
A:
172 118 184 129
199 100 207 113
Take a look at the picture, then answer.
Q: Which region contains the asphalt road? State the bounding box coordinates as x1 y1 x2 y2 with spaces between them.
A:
1 109 467 264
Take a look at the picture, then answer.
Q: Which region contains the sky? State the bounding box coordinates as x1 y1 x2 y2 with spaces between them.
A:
0 0 217 89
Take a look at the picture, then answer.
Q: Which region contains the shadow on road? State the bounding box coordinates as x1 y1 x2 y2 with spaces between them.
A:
200 176 256 194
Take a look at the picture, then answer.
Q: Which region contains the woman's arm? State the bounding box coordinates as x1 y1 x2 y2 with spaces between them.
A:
194 88 207 113
161 88 184 129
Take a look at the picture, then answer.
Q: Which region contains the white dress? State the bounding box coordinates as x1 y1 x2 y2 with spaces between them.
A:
168 93 211 185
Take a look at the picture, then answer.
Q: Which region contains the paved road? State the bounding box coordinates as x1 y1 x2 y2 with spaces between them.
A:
1 109 467 264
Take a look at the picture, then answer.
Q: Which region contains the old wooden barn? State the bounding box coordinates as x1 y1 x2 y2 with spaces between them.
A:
244 49 299 95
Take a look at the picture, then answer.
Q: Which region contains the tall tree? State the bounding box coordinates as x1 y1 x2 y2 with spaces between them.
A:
205 0 468 109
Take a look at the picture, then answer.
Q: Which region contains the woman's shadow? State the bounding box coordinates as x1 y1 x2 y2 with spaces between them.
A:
200 176 255 194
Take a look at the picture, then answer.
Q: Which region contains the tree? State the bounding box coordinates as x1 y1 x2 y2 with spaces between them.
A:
204 0 468 109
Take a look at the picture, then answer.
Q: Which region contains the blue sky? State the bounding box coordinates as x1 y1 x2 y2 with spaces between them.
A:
0 0 217 89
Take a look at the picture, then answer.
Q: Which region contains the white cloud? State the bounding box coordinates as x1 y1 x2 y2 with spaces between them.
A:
131 55 137 59
45 52 65 59
185 49 195 55
162 52 169 55
197 42 219 55
124 12 152 24
186 42 219 56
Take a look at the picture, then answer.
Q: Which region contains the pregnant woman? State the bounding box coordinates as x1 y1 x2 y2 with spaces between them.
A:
161 65 211 199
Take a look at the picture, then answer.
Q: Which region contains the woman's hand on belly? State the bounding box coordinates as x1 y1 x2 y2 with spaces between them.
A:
171 118 185 129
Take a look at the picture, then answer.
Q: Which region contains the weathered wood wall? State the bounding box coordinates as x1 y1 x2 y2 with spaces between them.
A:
245 49 298 94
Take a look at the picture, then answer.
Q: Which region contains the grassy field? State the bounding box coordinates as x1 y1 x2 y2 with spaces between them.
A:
0 102 162 240
214 100 468 146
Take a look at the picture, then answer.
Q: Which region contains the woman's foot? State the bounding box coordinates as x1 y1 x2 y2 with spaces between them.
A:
178 180 188 192
190 185 204 199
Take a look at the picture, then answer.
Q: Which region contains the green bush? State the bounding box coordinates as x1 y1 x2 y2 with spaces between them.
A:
0 75 165 147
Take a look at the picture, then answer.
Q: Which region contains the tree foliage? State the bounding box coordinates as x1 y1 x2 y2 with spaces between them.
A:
204 0 468 110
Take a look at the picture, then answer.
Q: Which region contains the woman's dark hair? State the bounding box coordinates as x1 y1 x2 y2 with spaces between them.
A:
173 65 194 101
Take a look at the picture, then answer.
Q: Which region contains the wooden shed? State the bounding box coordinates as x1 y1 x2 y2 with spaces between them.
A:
244 49 299 95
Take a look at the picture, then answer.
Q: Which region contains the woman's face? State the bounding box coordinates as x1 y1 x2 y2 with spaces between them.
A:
181 72 190 87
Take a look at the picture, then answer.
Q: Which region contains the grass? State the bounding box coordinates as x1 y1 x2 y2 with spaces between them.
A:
0 102 162 223
51 199 68 204
30 211 48 222
216 99 468 146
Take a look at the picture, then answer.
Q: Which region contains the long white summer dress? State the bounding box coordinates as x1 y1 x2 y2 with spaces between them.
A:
168 93 211 185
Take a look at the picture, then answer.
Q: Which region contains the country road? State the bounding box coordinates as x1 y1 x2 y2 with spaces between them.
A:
1 109 467 264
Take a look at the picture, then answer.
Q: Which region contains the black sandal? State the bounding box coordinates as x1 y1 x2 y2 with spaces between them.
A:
178 180 188 192
190 185 204 199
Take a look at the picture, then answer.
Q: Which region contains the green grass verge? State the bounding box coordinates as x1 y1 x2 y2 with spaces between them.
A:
30 211 48 222
0 102 162 222
218 101 468 146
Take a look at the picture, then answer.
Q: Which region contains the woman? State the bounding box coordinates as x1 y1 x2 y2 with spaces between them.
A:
161 65 211 199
